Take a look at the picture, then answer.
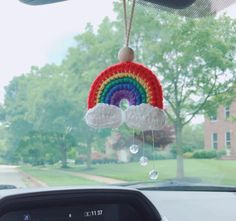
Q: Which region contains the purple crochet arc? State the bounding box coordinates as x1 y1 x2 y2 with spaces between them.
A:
110 90 137 106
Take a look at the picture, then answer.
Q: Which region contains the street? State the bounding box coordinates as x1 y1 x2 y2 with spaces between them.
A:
0 165 27 188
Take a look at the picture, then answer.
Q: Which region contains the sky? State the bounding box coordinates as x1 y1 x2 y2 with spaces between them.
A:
0 0 236 106
0 0 115 103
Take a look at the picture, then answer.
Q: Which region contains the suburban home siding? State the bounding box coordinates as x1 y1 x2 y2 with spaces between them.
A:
204 102 236 156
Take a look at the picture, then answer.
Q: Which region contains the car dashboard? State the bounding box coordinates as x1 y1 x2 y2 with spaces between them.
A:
0 187 236 221
0 187 162 221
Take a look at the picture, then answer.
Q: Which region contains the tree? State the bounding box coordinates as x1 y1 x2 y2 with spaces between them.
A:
3 65 80 167
60 21 118 168
182 124 204 150
135 126 175 149
114 3 236 177
143 15 236 178
3 75 34 163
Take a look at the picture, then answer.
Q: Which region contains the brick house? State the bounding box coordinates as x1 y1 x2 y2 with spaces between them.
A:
204 102 236 157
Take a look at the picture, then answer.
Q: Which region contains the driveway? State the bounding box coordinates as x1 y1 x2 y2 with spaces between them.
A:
0 165 27 188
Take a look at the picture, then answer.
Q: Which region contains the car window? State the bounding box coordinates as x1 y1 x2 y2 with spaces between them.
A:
0 0 236 189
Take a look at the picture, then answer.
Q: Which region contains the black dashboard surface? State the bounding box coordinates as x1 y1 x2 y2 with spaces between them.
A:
0 187 162 221
1 204 128 221
1 187 236 221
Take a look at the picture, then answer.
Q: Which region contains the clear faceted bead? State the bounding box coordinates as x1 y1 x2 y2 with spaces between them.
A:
149 170 159 180
139 156 148 166
129 144 139 154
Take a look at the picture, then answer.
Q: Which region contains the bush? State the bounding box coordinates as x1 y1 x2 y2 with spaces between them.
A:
183 152 194 159
191 149 227 159
216 149 226 159
153 151 175 160
130 148 175 162
170 145 195 156
104 157 118 164
182 146 194 153
192 150 217 159
75 155 86 165
92 157 118 165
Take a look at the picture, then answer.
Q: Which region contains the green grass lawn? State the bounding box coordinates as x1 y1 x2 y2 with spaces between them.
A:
67 159 236 186
21 159 236 187
21 166 101 187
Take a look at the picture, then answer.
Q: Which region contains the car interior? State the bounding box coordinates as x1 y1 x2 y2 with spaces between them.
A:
0 0 236 221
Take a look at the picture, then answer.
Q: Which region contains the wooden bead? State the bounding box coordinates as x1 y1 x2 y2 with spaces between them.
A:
118 47 135 62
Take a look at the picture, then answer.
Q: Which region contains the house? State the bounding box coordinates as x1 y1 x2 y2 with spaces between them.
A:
105 131 130 163
204 101 236 158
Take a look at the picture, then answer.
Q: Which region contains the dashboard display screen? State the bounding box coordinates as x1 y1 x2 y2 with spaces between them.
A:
0 204 121 221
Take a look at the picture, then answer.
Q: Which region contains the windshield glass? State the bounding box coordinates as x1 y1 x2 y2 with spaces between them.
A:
0 0 236 189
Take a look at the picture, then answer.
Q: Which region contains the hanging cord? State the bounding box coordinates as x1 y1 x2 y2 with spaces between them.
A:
122 0 136 47
152 130 156 170
142 131 145 156
132 128 135 145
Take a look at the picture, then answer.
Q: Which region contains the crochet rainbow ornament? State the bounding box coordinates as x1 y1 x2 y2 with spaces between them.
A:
85 62 165 130
88 62 163 109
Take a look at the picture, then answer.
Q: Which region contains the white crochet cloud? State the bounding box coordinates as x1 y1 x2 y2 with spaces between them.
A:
85 103 166 130
85 103 123 129
125 103 166 130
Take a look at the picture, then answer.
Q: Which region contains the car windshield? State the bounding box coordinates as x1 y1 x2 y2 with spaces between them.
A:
0 0 236 189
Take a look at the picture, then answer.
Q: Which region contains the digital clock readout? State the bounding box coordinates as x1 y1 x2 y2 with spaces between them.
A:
83 209 103 217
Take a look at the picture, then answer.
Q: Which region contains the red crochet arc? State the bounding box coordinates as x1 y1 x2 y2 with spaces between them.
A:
87 62 164 109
